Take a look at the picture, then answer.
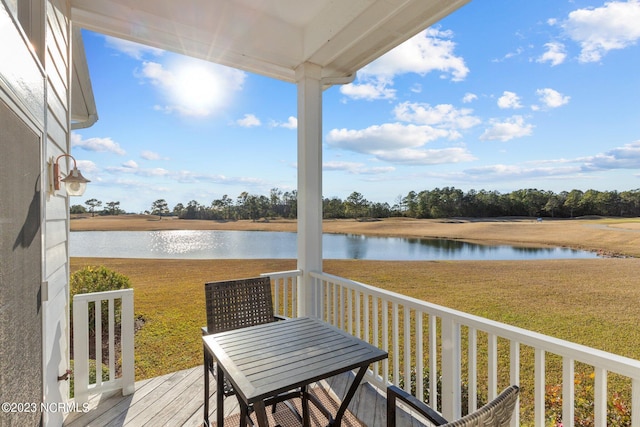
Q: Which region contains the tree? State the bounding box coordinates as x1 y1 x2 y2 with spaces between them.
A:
104 201 123 215
70 204 86 214
173 203 185 217
184 200 200 219
564 190 583 218
150 199 169 217
85 198 102 217
345 192 368 219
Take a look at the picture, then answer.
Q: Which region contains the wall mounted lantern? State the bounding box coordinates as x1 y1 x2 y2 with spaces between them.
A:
49 154 90 196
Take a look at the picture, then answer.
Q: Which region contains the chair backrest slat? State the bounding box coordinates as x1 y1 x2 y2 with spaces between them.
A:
387 385 519 427
205 276 276 334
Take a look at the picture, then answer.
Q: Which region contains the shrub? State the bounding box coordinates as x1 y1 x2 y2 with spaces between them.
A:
70 265 131 331
546 372 631 426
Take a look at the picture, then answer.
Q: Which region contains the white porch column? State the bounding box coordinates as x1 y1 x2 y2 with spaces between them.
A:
296 62 323 317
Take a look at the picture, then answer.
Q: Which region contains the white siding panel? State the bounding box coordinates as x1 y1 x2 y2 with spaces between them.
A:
45 240 67 284
47 192 68 220
47 113 66 147
47 262 68 302
47 85 67 126
46 218 67 250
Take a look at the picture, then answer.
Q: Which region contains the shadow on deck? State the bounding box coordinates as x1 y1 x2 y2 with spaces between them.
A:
63 366 389 427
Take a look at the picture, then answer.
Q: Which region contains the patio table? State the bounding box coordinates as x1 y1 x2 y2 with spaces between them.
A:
203 316 388 427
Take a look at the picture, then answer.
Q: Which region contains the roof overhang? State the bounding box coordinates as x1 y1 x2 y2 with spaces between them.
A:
70 0 469 83
71 26 98 129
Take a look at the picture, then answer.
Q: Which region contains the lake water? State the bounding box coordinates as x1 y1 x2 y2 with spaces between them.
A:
70 230 599 261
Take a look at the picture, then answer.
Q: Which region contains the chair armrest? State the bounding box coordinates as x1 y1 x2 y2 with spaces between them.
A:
201 326 209 335
274 315 290 321
386 385 448 427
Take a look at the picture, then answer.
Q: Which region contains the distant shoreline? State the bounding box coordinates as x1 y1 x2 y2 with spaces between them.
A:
71 214 640 257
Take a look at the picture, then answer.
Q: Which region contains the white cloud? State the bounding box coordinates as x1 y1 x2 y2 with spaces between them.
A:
536 88 570 109
580 141 640 170
393 102 481 131
340 28 468 101
327 123 447 153
340 81 396 101
236 114 261 127
141 150 168 161
375 147 476 165
480 116 534 142
462 93 478 103
138 57 246 117
75 160 98 174
104 36 164 59
271 116 297 129
326 123 475 165
122 160 138 169
71 133 126 155
561 0 640 63
323 161 395 175
497 91 523 109
537 42 567 66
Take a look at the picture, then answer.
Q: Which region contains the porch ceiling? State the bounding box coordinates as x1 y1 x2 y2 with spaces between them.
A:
70 0 470 83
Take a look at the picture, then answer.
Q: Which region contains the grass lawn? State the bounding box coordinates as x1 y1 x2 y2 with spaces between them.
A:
70 216 640 387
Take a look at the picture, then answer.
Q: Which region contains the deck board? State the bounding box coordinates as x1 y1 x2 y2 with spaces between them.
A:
63 366 390 426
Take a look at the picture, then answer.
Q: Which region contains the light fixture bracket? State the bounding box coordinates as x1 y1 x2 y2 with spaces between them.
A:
50 154 90 197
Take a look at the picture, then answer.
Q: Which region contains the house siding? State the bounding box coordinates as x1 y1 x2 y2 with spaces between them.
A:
44 0 73 425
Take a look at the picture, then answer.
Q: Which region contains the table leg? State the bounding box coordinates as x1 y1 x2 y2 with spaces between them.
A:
301 385 311 426
332 366 368 426
217 363 225 427
253 400 270 427
203 347 211 427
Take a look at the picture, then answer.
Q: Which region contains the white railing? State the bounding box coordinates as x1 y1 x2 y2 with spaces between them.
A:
263 269 301 318
72 289 135 404
300 271 640 427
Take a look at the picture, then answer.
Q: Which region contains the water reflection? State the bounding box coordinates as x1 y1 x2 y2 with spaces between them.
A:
71 230 598 261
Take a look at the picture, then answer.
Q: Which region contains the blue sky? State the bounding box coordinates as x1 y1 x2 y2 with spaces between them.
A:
73 0 640 214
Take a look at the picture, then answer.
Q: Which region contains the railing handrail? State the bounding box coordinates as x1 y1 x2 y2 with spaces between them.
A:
310 271 640 379
72 288 135 404
73 288 133 302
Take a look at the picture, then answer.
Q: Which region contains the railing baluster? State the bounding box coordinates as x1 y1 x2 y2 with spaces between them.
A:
108 298 115 379
510 341 520 427
355 290 361 339
429 314 437 409
382 300 389 384
469 327 478 412
488 333 498 399
403 306 411 392
562 358 575 427
594 367 607 427
535 348 545 427
632 378 640 427
95 301 102 386
416 311 424 401
392 302 399 385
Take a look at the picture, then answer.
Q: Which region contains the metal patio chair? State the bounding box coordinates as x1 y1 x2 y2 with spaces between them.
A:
387 384 519 427
203 276 294 424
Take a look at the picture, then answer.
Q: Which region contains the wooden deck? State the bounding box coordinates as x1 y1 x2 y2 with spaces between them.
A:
62 366 390 427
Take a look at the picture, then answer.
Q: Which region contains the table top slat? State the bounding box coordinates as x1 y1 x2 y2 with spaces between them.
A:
203 317 387 403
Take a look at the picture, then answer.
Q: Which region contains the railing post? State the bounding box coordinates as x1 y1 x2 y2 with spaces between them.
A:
73 297 89 404
441 317 461 420
121 289 135 395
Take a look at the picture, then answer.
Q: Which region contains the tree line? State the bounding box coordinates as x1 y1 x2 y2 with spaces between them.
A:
71 187 640 220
